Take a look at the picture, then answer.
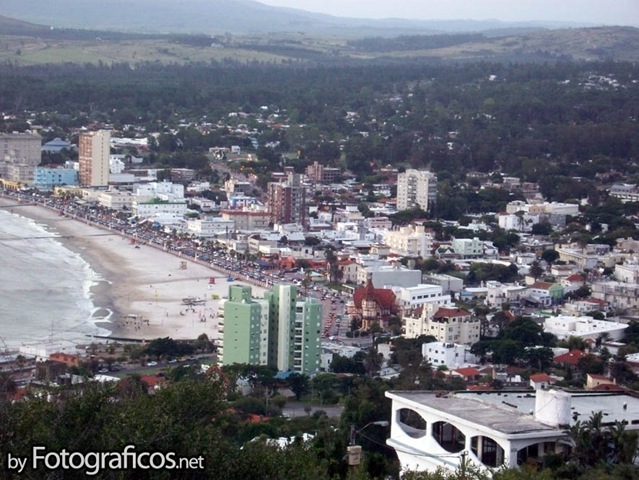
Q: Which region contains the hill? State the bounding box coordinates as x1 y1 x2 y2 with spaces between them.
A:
0 0 593 37
0 14 637 66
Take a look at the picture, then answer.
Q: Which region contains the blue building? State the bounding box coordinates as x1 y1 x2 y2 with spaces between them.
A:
34 166 78 191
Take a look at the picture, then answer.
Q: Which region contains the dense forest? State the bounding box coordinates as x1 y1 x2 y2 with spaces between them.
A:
1 60 638 184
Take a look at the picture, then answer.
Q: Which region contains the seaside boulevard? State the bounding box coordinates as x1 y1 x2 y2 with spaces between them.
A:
0 194 268 346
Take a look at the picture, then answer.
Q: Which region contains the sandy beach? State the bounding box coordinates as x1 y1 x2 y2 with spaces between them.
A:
1 198 266 344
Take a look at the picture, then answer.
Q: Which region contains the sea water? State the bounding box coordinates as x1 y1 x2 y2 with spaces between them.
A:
0 209 111 352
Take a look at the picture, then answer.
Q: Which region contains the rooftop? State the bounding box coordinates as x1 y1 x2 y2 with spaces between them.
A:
387 391 559 436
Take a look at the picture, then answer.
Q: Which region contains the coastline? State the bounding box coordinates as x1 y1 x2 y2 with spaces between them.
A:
0 197 264 344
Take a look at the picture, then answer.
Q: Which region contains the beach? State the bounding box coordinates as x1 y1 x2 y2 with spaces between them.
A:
0 198 265 344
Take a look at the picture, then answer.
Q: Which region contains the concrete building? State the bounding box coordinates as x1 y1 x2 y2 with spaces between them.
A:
422 341 478 369
452 237 483 259
357 265 422 288
305 161 341 184
615 262 639 284
592 281 639 310
0 132 41 185
267 172 305 226
386 389 639 477
396 169 437 212
422 274 464 296
33 166 78 191
221 208 270 231
219 284 321 375
217 285 268 367
383 225 434 258
392 284 452 316
405 304 480 345
96 190 134 210
485 281 528 309
543 315 628 341
78 130 110 187
186 218 236 238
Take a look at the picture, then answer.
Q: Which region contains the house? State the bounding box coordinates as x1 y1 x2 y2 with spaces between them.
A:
386 389 639 477
529 373 552 390
553 349 586 367
347 278 397 330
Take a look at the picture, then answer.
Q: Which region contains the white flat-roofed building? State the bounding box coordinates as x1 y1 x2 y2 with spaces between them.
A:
592 281 639 310
391 284 452 316
357 265 422 288
452 237 483 259
383 225 434 258
97 190 134 210
186 218 235 238
556 247 599 270
405 304 479 344
615 262 639 284
543 315 628 341
422 341 478 369
133 199 188 218
386 390 569 477
485 281 528 308
422 274 464 295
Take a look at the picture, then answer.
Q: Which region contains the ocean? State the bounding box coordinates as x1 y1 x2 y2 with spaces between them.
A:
0 209 111 353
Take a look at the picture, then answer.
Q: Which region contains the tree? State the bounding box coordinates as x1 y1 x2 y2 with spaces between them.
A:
540 249 560 265
287 373 310 401
529 260 544 280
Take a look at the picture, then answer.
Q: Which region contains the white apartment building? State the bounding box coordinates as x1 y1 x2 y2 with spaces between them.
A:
543 315 628 341
396 169 437 212
221 207 269 231
615 262 639 284
556 247 599 270
485 281 528 308
186 218 236 238
391 284 452 316
97 190 134 210
383 225 434 257
422 341 478 369
405 304 480 345
452 237 483 258
592 281 639 310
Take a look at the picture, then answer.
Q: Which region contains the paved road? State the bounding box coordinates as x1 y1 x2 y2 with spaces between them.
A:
283 402 344 418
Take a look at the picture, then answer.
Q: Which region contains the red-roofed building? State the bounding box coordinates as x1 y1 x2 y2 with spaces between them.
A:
451 367 481 382
553 349 586 367
49 352 81 368
586 373 617 391
347 277 397 330
529 373 552 390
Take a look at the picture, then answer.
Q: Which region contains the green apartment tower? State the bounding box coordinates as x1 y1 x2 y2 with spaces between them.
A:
219 284 322 375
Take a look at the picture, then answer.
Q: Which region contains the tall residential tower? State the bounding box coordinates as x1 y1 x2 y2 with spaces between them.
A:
78 130 110 187
396 169 437 212
219 284 321 375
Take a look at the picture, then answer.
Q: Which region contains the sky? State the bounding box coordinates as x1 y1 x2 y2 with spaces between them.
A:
258 0 639 26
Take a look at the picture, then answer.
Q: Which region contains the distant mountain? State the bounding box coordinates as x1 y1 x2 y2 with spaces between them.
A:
0 0 596 36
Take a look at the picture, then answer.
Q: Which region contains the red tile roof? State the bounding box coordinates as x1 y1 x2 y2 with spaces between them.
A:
531 281 553 289
353 279 396 310
453 367 480 377
530 373 551 383
553 349 586 366
434 307 471 318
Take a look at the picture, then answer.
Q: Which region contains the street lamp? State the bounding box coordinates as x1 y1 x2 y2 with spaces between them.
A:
347 420 390 466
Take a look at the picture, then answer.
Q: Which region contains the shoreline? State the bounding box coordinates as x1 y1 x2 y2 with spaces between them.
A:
0 197 266 344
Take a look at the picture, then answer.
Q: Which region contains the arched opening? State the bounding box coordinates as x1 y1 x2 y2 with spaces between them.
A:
432 421 465 453
397 408 427 438
470 435 505 468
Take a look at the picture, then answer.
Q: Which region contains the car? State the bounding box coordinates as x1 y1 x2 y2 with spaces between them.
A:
147 361 158 367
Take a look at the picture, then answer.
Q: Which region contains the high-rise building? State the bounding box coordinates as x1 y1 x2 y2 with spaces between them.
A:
267 172 305 226
78 130 110 187
0 132 41 185
218 283 321 375
396 169 437 212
